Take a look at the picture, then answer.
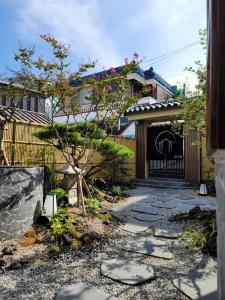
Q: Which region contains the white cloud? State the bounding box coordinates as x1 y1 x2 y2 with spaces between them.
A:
12 0 120 68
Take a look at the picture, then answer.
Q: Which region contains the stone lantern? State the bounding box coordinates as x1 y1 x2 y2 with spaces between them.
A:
56 164 78 205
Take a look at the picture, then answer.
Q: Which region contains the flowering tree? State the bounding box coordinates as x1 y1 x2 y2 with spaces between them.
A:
14 34 140 215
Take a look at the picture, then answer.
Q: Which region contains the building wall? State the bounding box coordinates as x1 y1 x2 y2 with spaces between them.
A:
0 93 45 114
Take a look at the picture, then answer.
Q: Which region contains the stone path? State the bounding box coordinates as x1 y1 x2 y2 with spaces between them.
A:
56 187 217 299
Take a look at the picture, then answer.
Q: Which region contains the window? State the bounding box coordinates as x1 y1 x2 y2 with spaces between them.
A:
27 95 31 111
34 96 39 112
18 99 23 109
1 95 6 106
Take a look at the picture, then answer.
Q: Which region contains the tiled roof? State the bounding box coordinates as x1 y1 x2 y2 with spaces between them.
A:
0 106 50 125
70 66 173 93
126 101 181 114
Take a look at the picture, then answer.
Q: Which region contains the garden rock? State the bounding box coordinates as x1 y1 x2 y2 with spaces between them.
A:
55 283 118 300
173 271 217 299
0 258 6 268
101 258 155 285
122 237 173 259
7 261 22 270
2 244 17 256
189 205 201 217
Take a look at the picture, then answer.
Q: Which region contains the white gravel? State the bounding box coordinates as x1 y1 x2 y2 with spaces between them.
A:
0 186 217 300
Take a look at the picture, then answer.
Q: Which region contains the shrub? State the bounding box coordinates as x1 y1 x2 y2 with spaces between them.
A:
86 198 101 215
49 208 82 250
98 213 112 221
51 187 66 205
112 185 122 196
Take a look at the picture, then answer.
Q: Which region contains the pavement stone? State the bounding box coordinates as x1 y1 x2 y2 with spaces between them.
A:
123 217 150 233
122 237 173 259
154 225 182 238
151 201 178 209
55 283 118 300
173 271 217 300
132 213 162 222
131 205 159 215
101 258 155 285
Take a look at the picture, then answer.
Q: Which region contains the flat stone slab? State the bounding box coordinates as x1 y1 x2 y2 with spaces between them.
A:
151 201 177 209
132 213 162 222
154 196 175 202
101 258 155 285
175 195 195 200
122 237 173 259
154 226 182 238
131 205 159 215
123 217 150 233
183 199 209 206
173 272 217 300
151 191 170 197
55 283 118 300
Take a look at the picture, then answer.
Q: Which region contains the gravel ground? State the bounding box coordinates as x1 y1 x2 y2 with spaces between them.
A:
0 186 217 300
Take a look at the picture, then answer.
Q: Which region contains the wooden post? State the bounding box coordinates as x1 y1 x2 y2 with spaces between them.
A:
11 121 16 166
207 1 225 299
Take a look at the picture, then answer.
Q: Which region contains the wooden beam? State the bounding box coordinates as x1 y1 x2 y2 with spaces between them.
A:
207 0 225 154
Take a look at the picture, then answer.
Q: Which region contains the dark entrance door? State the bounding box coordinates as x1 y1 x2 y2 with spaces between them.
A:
147 125 184 179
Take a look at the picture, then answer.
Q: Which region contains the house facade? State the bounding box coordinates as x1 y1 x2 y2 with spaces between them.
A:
0 80 45 114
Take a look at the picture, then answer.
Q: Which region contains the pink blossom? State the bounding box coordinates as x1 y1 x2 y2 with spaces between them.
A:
106 85 112 92
110 67 116 75
133 51 139 59
124 58 129 65
61 43 71 53
40 34 50 41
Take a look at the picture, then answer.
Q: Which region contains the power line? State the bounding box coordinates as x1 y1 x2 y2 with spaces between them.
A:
142 40 199 67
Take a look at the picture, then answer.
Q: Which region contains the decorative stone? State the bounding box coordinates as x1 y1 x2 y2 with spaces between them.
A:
173 272 217 300
101 258 155 285
131 205 159 215
132 213 161 222
0 167 43 241
151 202 177 209
123 217 150 233
55 283 118 300
154 226 182 238
122 237 173 259
43 193 57 216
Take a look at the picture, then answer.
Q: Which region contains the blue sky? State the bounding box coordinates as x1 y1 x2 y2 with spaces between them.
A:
0 0 206 88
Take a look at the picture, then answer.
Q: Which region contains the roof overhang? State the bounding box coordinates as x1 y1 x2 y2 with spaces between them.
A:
126 101 183 122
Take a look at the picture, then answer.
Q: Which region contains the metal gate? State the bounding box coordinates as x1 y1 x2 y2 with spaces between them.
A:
147 125 184 179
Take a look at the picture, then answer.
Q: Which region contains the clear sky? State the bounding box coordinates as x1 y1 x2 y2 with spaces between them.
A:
0 0 206 88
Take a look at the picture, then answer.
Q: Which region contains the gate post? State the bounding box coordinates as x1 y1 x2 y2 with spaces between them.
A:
136 121 147 179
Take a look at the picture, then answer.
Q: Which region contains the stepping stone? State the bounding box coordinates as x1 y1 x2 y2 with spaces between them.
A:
151 191 170 197
151 201 177 209
183 199 209 206
154 226 182 238
176 195 195 200
154 196 174 202
55 283 118 300
132 205 159 215
101 258 155 285
123 217 150 233
132 213 162 222
173 271 217 300
122 237 173 259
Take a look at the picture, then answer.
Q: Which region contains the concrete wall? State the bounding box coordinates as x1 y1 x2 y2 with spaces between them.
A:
0 167 44 241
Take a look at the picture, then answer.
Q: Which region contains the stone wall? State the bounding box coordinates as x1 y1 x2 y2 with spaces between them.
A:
0 167 44 240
